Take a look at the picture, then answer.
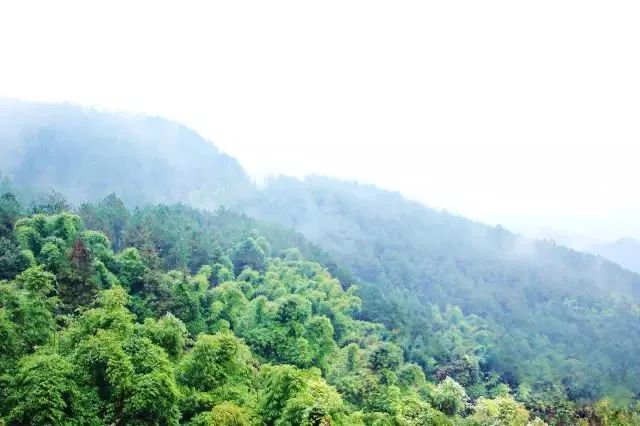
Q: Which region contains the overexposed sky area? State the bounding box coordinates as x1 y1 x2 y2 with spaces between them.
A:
1 1 639 240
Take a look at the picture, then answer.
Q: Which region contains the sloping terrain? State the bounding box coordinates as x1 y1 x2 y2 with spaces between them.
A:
1 100 639 404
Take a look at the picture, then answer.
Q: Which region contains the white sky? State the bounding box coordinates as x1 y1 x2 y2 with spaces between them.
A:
1 1 639 240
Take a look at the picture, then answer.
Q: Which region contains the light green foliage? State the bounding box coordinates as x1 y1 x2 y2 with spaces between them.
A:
242 177 640 404
5 351 96 425
304 315 336 368
211 262 235 285
12 212 116 312
39 240 64 273
75 330 135 411
14 220 42 255
238 260 361 371
142 313 189 359
62 286 135 345
327 343 409 416
398 395 453 426
369 342 403 372
593 399 640 426
256 364 307 424
0 267 57 360
116 247 147 292
14 212 82 254
166 270 208 334
178 333 254 393
257 364 345 426
125 370 180 425
48 212 83 244
209 282 249 332
517 382 578 425
82 229 114 261
397 364 426 390
1 200 638 425
13 265 56 295
468 395 530 426
190 402 252 426
430 377 468 416
62 285 180 425
277 295 312 324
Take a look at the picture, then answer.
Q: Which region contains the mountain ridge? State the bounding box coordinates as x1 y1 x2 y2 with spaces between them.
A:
0 97 253 207
591 237 640 274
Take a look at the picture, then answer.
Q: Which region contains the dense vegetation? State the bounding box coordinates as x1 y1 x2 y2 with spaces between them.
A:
1 100 640 423
1 191 639 424
241 176 640 404
0 193 543 424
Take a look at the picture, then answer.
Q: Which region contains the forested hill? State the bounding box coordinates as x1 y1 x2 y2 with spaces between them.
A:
0 98 253 207
244 175 640 305
241 176 640 401
2 100 640 413
0 191 637 424
241 175 640 306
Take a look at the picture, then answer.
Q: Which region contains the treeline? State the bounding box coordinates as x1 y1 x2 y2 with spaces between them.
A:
1 190 639 425
242 176 640 403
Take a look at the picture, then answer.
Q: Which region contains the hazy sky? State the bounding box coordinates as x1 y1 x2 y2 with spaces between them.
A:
1 1 639 240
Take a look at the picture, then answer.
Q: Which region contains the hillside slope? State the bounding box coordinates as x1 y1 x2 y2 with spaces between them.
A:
0 98 253 207
241 176 640 399
1 100 639 402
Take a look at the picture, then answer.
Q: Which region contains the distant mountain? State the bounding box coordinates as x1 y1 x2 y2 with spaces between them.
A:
591 237 640 274
519 225 640 274
518 226 604 253
0 98 253 207
240 176 640 398
243 176 640 302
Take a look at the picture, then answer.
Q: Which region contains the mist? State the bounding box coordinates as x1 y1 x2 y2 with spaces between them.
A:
2 3 640 421
1 1 639 242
